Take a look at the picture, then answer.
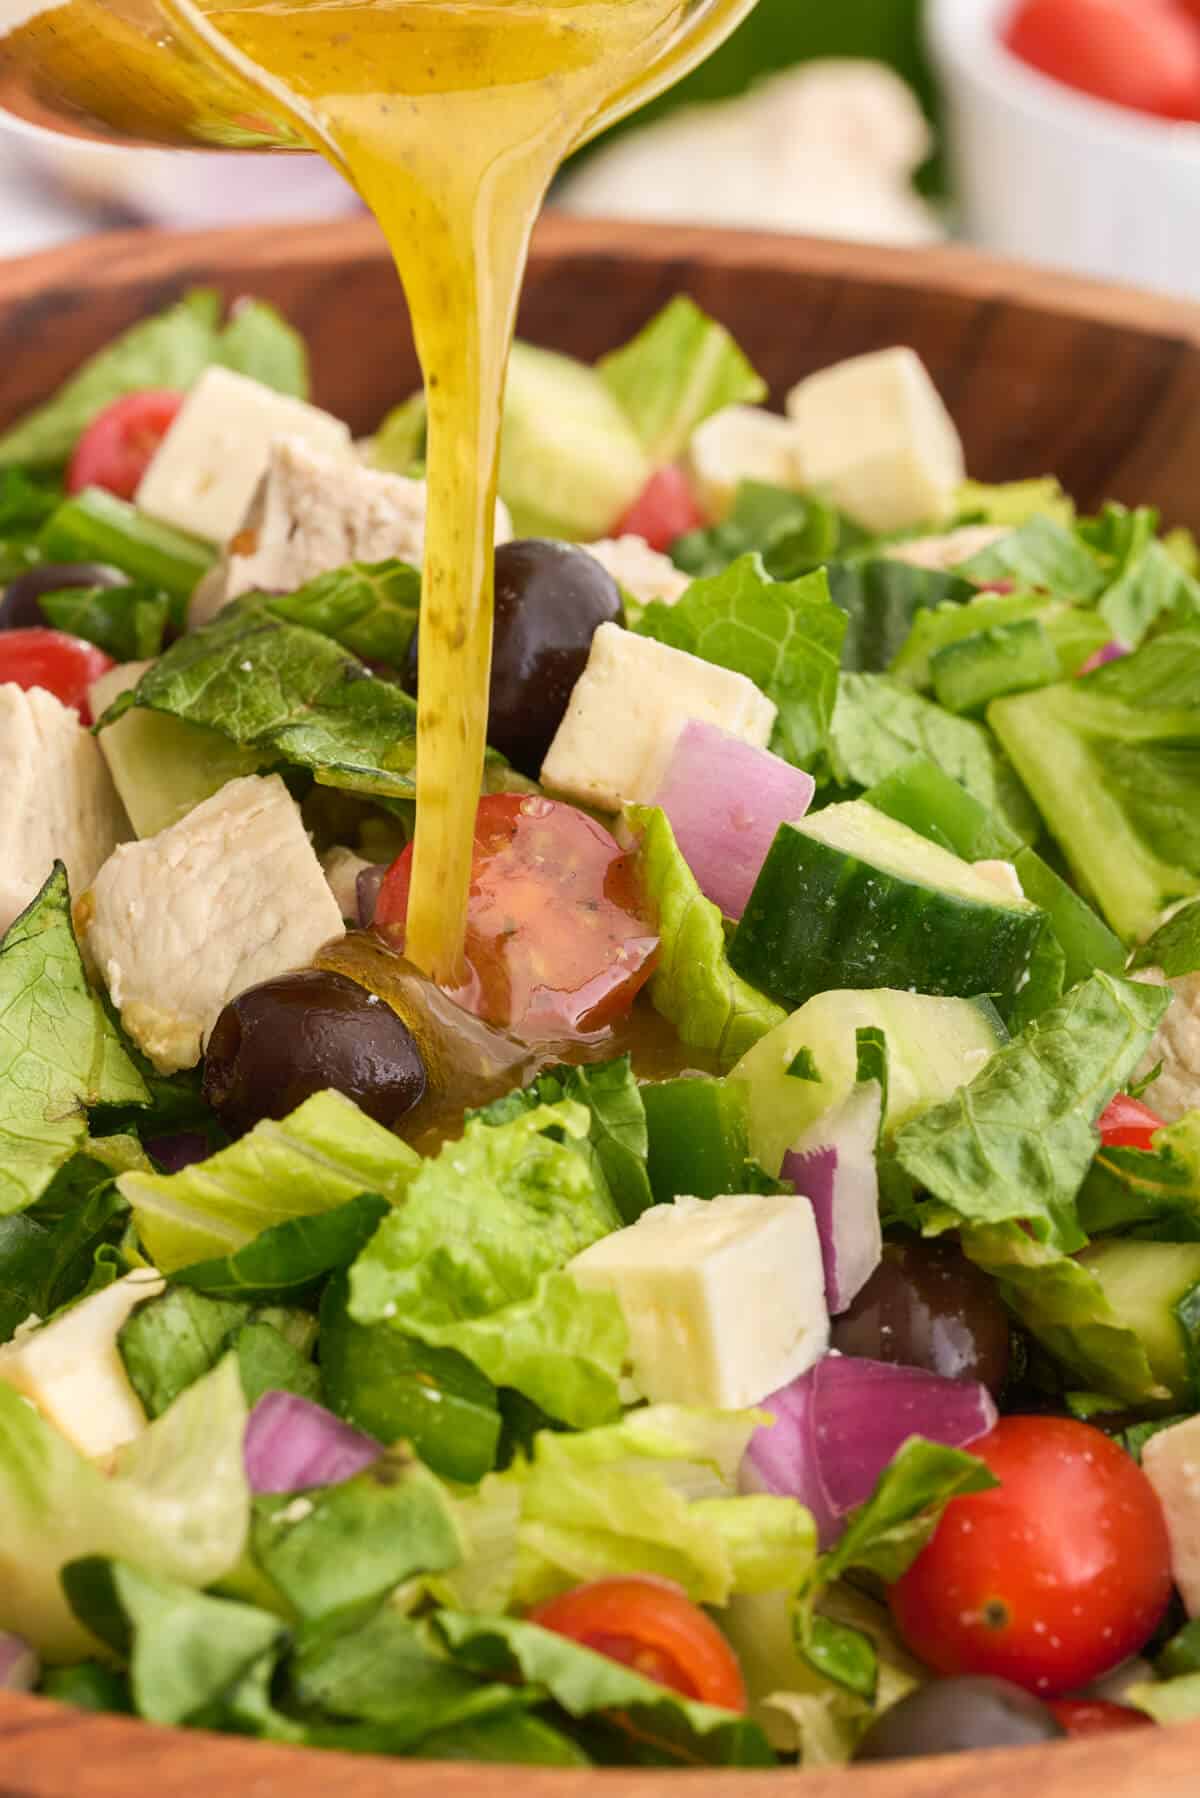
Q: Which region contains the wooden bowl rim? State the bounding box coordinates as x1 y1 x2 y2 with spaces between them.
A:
0 212 1197 1794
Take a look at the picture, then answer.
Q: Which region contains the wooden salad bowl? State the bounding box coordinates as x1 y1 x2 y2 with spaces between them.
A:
0 213 1199 1796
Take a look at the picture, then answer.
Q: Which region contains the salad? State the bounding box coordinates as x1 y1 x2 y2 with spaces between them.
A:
1 284 1200 1770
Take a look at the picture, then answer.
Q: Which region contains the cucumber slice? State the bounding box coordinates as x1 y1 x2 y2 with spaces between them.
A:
1077 1240 1200 1405
891 589 1052 690
642 1078 750 1203
863 757 1022 861
499 342 650 541
931 618 1061 715
729 800 1045 1011
318 1275 500 1484
731 987 1006 1177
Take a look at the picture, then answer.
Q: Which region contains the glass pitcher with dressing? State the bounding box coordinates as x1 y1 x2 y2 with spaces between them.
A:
0 0 762 991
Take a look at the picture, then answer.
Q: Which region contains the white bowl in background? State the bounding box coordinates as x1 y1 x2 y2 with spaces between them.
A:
927 0 1200 298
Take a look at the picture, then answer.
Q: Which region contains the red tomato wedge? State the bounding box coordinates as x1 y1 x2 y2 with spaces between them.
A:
1047 1698 1154 1737
889 1417 1172 1697
67 389 184 500
1003 0 1200 122
1099 1093 1166 1151
613 466 706 552
528 1578 747 1711
375 794 659 1038
0 628 114 722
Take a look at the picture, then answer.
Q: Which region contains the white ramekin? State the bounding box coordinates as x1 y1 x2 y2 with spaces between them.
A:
926 0 1200 298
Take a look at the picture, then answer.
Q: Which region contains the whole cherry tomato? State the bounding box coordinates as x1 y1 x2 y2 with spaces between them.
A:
1003 0 1200 122
889 1417 1172 1697
0 627 114 721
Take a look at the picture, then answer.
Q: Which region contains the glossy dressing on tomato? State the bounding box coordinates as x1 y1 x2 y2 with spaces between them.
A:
2 0 753 987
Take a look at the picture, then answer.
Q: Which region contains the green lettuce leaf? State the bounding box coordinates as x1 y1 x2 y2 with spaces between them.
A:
1100 540 1200 647
990 634 1200 941
473 1056 653 1225
829 672 1040 842
348 1104 626 1427
117 1090 419 1272
171 1192 391 1301
957 514 1106 599
39 582 170 662
954 477 1074 529
671 481 844 582
597 296 766 464
434 1611 775 1767
828 559 973 676
960 1221 1163 1404
624 805 786 1071
61 1558 286 1726
0 1153 132 1342
0 291 307 471
1079 1111 1200 1237
0 866 147 1217
636 555 844 768
816 1438 997 1589
1132 899 1200 978
118 1286 320 1416
442 1405 813 1614
264 559 420 667
0 1355 248 1661
367 391 427 475
251 1446 462 1622
896 973 1169 1251
104 599 420 801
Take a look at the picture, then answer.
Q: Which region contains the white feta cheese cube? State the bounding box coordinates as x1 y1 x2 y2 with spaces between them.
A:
190 436 514 625
1131 967 1200 1122
541 622 776 814
786 347 965 534
0 1270 164 1460
579 536 691 608
569 1193 829 1409
135 367 353 544
687 405 802 520
0 684 129 935
82 773 345 1074
1144 1414 1200 1615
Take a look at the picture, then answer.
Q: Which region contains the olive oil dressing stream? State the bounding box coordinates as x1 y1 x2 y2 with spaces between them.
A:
1 0 756 986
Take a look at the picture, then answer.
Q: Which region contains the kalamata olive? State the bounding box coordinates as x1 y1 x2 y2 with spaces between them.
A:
403 539 624 778
830 1234 1011 1398
0 562 129 631
854 1676 1065 1762
201 968 427 1135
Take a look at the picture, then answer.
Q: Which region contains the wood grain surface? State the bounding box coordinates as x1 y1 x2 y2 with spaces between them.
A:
0 213 1197 1794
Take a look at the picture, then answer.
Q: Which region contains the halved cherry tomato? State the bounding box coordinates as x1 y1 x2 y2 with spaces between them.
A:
1047 1698 1154 1737
528 1578 747 1711
67 389 184 500
0 628 114 721
1003 0 1200 122
613 466 706 552
889 1417 1172 1697
375 794 659 1038
1099 1093 1166 1151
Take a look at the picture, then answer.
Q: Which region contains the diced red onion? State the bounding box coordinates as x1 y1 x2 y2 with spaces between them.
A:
0 1633 38 1693
651 720 815 920
744 1354 997 1548
357 863 388 928
784 1082 883 1315
244 1390 382 1495
1077 641 1130 677
145 1131 212 1174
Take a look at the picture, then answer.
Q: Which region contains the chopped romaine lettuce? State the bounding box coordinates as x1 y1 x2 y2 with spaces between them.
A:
671 481 843 582
118 1286 320 1416
989 634 1200 942
117 1090 419 1272
1132 899 1200 978
170 1192 391 1301
0 291 307 471
264 559 420 667
38 582 170 662
348 1104 626 1428
1080 1111 1200 1237
0 867 147 1218
597 296 766 465
0 1356 248 1660
957 514 1106 600
954 477 1074 529
829 559 974 677
896 973 1169 1252
635 554 844 768
624 804 786 1071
